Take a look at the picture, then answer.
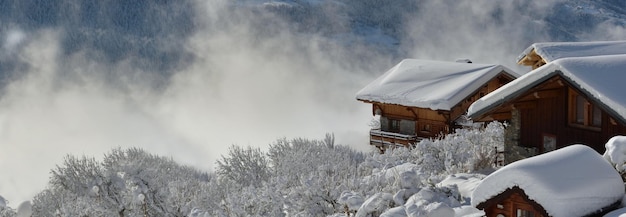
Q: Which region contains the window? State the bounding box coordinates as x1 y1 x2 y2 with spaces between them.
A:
389 119 401 133
517 209 535 217
569 90 602 129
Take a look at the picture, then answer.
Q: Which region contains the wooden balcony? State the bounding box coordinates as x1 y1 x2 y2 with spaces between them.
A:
369 129 422 150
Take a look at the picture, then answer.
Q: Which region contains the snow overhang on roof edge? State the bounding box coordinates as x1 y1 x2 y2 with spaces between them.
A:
469 65 626 126
467 67 559 120
357 63 520 111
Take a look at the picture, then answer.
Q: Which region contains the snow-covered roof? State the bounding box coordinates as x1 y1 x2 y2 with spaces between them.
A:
471 145 624 217
356 59 518 111
468 54 626 125
517 40 626 63
605 207 626 217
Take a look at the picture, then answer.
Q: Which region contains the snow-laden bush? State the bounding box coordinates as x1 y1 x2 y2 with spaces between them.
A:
603 136 626 180
29 127 501 216
338 191 365 214
414 121 504 174
0 195 16 217
267 136 366 216
361 121 504 176
268 136 365 187
355 192 395 217
32 148 210 216
180 135 367 217
348 123 503 216
217 145 271 188
216 182 286 216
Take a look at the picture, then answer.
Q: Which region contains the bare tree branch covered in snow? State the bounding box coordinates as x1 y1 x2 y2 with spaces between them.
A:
217 145 271 188
0 195 16 217
32 148 211 217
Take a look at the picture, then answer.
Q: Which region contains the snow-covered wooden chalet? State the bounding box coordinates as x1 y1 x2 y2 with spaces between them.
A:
468 53 626 153
517 40 626 70
356 59 517 151
471 145 624 217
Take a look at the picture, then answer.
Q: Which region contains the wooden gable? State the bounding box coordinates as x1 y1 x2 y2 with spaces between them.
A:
448 73 515 123
472 75 626 153
518 49 547 70
476 187 548 217
477 186 621 217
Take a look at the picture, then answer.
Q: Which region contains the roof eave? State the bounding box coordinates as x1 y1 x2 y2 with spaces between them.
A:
448 67 519 113
468 71 558 120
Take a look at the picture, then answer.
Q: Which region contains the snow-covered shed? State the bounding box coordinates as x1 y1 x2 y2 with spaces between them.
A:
356 59 517 150
471 145 624 217
468 54 626 153
517 40 626 70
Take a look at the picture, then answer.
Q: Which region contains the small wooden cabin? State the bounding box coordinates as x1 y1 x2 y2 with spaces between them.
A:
356 59 517 151
477 186 548 217
472 145 624 217
469 54 626 154
517 40 626 70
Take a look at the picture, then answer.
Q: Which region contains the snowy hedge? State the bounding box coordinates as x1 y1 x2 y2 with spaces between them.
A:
29 123 504 216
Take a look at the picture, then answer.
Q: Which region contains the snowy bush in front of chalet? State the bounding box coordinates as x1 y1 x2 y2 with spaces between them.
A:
604 136 626 180
348 122 504 216
27 123 504 216
414 121 504 174
266 136 366 216
0 195 16 217
361 121 504 176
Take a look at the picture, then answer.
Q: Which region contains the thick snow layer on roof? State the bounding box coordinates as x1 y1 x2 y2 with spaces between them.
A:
356 59 517 111
437 173 485 202
518 41 626 63
469 54 626 124
471 145 624 217
605 206 626 217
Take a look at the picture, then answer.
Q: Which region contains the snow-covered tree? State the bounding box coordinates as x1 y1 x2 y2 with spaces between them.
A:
0 195 16 217
267 137 366 216
29 125 504 216
216 145 271 188
32 148 210 216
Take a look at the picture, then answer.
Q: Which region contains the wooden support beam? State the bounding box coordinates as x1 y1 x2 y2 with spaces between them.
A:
518 49 542 66
518 89 561 101
514 101 537 110
489 112 512 121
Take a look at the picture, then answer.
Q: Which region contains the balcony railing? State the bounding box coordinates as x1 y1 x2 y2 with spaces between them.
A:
369 129 422 149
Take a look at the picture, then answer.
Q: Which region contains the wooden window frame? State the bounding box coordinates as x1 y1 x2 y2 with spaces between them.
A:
388 118 401 133
514 202 542 217
568 89 601 131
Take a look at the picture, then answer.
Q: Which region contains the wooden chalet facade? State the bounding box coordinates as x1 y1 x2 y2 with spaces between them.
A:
469 47 626 154
469 74 626 153
476 187 548 217
471 145 624 217
357 59 517 151
477 186 620 217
